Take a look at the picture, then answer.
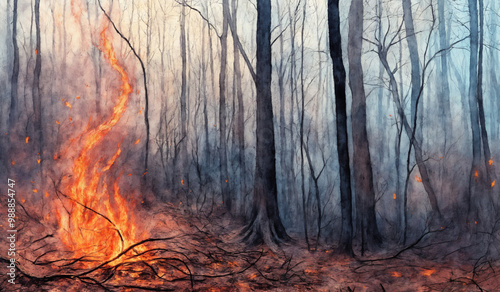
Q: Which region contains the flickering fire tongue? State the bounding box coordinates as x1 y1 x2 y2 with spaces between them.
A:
56 25 142 265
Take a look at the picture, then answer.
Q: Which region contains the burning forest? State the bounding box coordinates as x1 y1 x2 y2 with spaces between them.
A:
1 0 500 291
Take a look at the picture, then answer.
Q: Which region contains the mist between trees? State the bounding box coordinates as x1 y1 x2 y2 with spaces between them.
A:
1 0 499 258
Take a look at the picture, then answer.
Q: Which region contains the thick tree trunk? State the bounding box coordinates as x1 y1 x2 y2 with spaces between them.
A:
348 0 382 250
328 0 353 255
241 0 289 246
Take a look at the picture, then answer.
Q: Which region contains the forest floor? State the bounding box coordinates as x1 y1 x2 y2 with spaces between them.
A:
4 201 500 291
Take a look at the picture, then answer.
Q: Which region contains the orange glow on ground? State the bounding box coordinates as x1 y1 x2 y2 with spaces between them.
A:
391 271 402 277
421 269 435 277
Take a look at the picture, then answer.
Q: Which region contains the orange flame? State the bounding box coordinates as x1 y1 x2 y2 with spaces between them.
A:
393 193 396 200
56 120 60 125
492 181 495 188
415 176 422 183
474 170 479 178
134 139 140 145
421 269 435 277
65 101 72 109
489 159 493 166
56 25 144 266
26 136 29 144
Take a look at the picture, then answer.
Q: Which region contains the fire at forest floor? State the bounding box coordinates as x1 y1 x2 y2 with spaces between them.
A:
2 200 500 292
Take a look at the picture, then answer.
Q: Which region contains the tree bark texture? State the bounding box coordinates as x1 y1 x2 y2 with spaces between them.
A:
348 0 382 248
242 0 289 246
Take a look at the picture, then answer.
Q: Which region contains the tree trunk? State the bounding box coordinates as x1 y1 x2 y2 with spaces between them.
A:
376 0 386 164
276 0 287 216
490 0 500 143
33 0 43 165
401 0 420 124
241 0 289 246
219 0 230 212
179 1 188 193
328 0 353 256
9 0 19 130
348 0 382 250
232 0 246 207
467 0 481 219
476 0 495 185
437 0 451 144
299 1 309 250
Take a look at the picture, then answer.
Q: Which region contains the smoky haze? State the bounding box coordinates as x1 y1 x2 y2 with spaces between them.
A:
0 0 499 290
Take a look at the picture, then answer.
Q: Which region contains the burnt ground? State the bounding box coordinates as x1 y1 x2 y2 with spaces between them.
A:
2 201 500 292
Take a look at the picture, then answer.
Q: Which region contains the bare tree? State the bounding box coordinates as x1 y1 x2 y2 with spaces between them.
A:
231 0 246 204
241 0 289 246
179 0 188 192
467 0 481 220
348 0 382 252
220 0 230 212
327 0 353 256
33 0 43 166
9 0 19 131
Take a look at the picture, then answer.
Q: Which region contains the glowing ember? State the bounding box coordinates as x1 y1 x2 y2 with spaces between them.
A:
76 95 81 99
393 193 396 200
134 139 140 145
181 179 184 185
56 24 144 266
489 159 493 166
474 170 479 178
391 271 402 277
415 176 422 182
421 269 435 277
56 120 60 124
26 136 29 143
65 101 73 109
492 180 495 188
33 189 38 193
